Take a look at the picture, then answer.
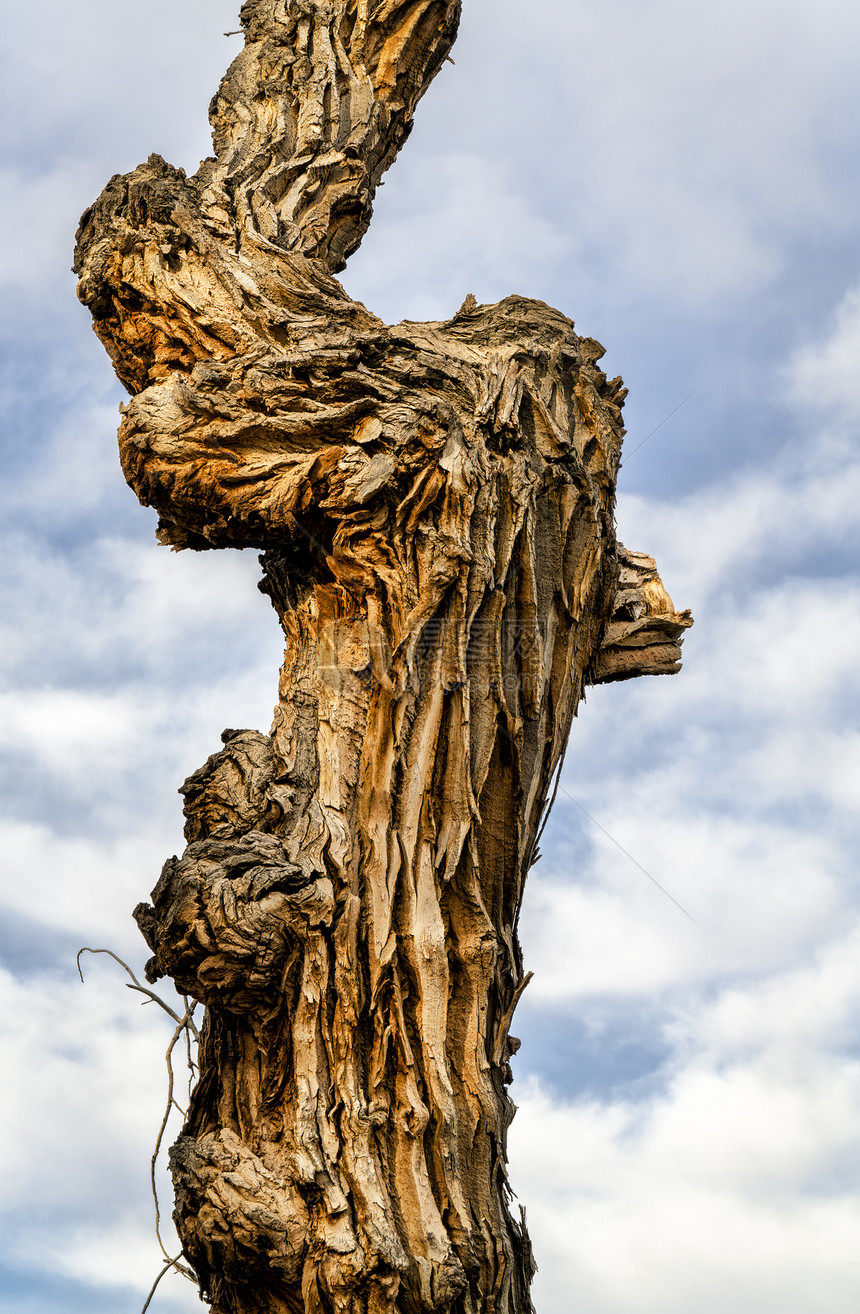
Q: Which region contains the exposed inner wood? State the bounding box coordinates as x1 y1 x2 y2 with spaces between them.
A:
74 4 691 1312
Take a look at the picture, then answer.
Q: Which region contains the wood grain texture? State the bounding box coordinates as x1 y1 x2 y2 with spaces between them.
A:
73 4 691 1311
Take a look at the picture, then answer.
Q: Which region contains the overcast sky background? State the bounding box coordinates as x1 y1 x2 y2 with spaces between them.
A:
2 1 860 1311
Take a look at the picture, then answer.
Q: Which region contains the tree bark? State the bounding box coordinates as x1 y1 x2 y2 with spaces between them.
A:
74 4 691 1312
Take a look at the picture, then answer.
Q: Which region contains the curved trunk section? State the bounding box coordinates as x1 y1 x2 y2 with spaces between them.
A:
73 4 691 1312
131 296 625 1312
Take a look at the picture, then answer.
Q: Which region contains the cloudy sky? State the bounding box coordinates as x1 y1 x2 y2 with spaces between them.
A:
2 1 860 1310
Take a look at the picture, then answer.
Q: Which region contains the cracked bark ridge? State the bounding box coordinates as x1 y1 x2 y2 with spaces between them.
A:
74 3 691 1312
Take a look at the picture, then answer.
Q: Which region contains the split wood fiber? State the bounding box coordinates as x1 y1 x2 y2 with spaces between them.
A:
74 4 691 1311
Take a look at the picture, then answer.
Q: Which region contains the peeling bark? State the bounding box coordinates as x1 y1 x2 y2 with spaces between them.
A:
74 4 691 1312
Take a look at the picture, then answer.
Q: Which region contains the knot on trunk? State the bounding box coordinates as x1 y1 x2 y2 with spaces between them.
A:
135 830 332 1006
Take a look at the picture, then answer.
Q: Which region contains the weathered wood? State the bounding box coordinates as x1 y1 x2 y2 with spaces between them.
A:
74 4 691 1312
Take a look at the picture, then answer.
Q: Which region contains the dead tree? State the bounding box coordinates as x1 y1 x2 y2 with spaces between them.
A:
74 4 691 1312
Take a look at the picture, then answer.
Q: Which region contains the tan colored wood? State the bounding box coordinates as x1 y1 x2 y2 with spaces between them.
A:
74 4 691 1312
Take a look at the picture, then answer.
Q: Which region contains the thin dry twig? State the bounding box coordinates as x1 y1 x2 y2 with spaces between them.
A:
77 946 200 1297
76 947 200 1040
140 1253 189 1313
182 992 198 1101
530 736 571 867
151 1004 198 1277
152 1019 183 1263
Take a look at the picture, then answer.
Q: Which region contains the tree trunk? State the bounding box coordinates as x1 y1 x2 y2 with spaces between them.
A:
73 4 691 1312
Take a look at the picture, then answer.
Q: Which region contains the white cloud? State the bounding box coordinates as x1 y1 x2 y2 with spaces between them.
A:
0 965 200 1308
615 438 860 601
348 0 860 318
0 0 239 173
0 688 142 774
513 1075 860 1314
525 813 844 999
506 288 860 1305
0 533 282 728
345 151 570 323
0 820 175 951
681 924 860 1061
0 165 90 294
511 933 860 1311
789 281 860 418
523 452 860 996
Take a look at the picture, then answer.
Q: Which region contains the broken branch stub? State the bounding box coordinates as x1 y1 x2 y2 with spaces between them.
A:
74 3 691 1312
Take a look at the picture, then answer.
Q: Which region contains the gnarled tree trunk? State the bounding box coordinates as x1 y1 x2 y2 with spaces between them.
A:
74 4 691 1312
